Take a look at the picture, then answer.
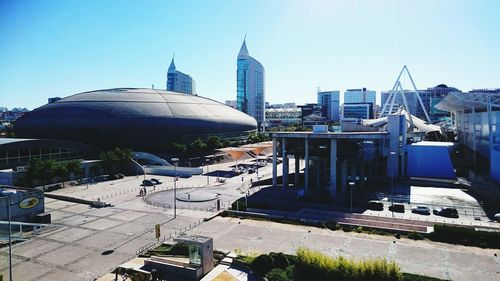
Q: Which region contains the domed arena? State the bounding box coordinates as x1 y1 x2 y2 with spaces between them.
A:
15 88 257 152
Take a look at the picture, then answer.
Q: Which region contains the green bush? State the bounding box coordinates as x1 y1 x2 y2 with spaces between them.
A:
270 252 290 269
407 232 424 241
251 254 274 276
265 268 290 281
429 224 500 249
342 225 353 232
295 248 402 281
285 265 296 280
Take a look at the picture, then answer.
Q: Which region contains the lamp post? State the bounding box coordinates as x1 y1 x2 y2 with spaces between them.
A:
348 181 355 213
171 157 179 219
4 195 13 281
205 159 210 186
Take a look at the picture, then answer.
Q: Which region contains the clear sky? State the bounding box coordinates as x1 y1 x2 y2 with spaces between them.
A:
1 0 499 109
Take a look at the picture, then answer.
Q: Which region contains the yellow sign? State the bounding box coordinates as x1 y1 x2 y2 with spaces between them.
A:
19 197 40 209
155 224 160 240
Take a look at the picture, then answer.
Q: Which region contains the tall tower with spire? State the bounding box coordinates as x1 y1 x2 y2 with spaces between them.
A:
166 55 196 95
236 37 265 131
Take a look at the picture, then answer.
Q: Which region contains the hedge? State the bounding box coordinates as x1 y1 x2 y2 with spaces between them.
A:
428 224 500 249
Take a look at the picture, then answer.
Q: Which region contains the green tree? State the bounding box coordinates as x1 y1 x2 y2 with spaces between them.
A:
54 162 68 187
206 136 224 150
99 147 132 174
172 142 187 153
190 138 207 152
65 160 82 179
27 158 58 187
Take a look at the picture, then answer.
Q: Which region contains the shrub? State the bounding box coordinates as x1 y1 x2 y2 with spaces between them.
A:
407 232 424 241
342 225 353 232
324 221 342 231
265 268 290 281
285 265 296 280
270 252 290 269
251 254 274 276
295 247 402 281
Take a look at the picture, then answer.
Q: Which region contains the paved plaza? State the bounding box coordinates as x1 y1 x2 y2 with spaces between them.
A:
187 216 500 281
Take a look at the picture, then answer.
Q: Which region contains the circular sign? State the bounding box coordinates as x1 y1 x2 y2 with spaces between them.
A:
19 197 40 209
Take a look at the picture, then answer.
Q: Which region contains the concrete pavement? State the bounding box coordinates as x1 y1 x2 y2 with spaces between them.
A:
186 216 500 281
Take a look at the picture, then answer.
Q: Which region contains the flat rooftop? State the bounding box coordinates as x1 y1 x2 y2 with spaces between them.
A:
272 131 389 140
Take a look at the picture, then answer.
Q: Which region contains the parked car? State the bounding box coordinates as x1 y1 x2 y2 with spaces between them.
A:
433 207 459 218
411 205 430 215
367 200 384 211
150 178 162 185
389 204 405 213
494 213 500 222
248 168 255 174
142 179 154 186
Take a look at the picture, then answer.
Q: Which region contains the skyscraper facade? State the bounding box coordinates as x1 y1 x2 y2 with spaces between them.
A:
236 38 265 130
166 56 196 95
317 91 340 122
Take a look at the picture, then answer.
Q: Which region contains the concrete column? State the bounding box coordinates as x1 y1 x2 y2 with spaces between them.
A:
471 107 477 164
282 138 288 188
304 138 309 192
272 138 278 187
294 154 300 187
340 162 347 194
315 159 321 190
487 100 493 158
329 139 337 196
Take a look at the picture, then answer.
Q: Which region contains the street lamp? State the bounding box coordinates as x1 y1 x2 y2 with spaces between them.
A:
4 195 14 281
348 181 355 213
171 157 179 218
205 159 210 186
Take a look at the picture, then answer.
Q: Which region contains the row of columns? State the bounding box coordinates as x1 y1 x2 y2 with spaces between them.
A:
272 137 338 197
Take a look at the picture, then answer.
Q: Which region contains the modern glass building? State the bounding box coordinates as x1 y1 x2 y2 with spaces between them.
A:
317 91 340 122
341 103 374 120
166 56 196 95
343 88 376 105
236 38 265 131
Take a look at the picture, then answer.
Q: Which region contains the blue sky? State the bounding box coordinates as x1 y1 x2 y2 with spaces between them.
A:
1 0 499 109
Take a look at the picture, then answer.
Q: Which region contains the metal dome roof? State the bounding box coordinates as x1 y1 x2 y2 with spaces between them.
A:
15 88 257 151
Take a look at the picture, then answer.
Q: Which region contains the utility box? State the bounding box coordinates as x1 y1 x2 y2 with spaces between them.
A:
173 234 214 276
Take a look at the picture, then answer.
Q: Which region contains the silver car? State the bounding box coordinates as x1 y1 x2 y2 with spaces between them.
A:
411 205 430 215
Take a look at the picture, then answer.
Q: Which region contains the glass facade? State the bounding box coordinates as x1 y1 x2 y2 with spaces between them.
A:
317 91 340 121
344 89 376 104
236 40 265 130
342 103 373 120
